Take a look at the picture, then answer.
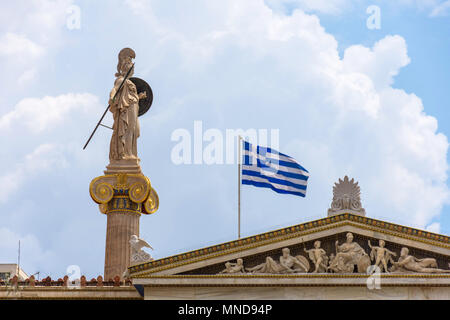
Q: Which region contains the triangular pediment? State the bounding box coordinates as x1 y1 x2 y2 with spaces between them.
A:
129 213 450 278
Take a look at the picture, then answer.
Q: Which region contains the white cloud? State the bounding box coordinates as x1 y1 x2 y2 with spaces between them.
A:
0 93 100 133
0 227 57 277
426 222 441 233
397 0 450 16
343 35 411 89
0 144 68 203
329 72 381 118
266 0 450 18
122 0 449 231
0 33 44 61
430 0 450 16
0 0 74 87
265 0 349 15
0 89 106 277
0 92 103 203
0 0 74 44
17 68 38 85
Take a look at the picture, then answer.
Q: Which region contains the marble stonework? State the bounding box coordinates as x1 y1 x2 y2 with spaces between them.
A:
90 173 158 280
89 48 159 281
0 286 141 300
143 286 450 300
129 214 450 278
130 212 450 300
328 176 366 217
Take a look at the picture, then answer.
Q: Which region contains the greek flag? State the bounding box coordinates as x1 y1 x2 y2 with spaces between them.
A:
241 141 309 197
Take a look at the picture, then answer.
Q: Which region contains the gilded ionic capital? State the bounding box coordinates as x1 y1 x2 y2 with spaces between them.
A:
89 173 159 215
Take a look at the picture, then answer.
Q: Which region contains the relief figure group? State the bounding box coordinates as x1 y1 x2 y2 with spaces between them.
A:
219 233 450 275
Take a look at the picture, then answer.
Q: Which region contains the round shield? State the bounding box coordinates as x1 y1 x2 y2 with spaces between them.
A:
129 77 153 117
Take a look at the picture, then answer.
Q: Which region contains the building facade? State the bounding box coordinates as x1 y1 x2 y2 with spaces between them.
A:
2 176 449 300
130 213 450 300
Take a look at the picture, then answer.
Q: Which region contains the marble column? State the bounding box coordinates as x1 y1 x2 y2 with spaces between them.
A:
89 172 159 280
104 211 140 280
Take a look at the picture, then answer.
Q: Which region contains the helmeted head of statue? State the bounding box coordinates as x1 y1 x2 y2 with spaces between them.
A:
116 47 136 77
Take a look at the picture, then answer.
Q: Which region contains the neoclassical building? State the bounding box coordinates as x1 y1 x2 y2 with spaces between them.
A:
127 176 450 300
1 176 449 300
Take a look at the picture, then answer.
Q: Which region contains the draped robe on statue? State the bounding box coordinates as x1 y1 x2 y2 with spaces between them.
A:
109 76 140 161
330 240 367 273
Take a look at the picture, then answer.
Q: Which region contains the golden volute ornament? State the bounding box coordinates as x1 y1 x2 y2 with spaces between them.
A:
89 173 158 215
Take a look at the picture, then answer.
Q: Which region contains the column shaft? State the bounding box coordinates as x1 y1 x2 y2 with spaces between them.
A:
104 211 140 280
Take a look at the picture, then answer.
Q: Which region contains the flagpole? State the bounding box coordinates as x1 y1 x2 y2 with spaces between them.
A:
238 135 242 239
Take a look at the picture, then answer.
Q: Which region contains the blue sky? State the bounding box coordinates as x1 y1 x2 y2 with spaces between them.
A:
0 0 449 279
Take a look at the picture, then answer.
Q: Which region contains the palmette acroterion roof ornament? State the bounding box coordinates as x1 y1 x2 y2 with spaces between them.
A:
328 176 365 216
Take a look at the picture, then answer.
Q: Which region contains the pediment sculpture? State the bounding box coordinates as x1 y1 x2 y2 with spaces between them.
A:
368 239 397 273
390 247 450 274
328 232 371 273
220 248 310 274
304 240 329 273
247 248 310 274
216 233 450 275
219 259 245 274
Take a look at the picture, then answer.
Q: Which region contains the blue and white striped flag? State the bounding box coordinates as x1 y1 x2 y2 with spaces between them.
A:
241 141 309 197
